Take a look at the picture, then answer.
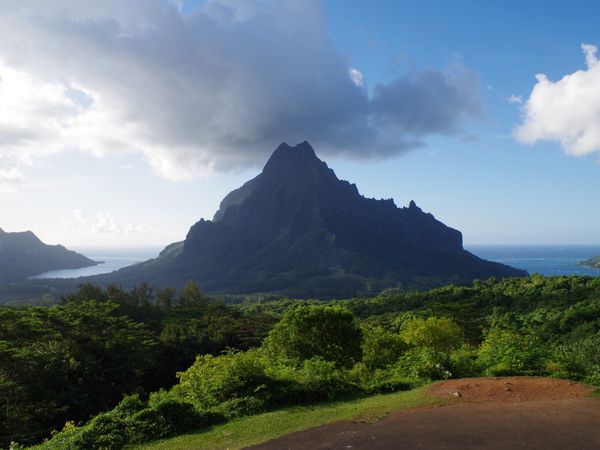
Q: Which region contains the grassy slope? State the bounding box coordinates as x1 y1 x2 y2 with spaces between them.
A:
133 387 442 450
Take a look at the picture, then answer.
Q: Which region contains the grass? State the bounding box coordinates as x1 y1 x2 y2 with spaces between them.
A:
588 388 600 398
133 386 443 450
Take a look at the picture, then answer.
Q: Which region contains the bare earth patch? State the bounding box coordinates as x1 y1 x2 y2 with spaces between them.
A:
428 376 595 403
248 377 600 450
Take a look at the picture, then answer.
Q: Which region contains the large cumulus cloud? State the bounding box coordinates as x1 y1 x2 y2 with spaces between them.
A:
0 0 480 188
514 44 600 158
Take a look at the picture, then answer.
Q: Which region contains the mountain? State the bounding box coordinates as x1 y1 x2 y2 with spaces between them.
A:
580 256 600 269
0 228 97 282
106 142 526 297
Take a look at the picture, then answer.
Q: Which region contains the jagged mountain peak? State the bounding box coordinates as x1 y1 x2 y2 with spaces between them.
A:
108 142 526 298
262 141 330 179
213 141 335 222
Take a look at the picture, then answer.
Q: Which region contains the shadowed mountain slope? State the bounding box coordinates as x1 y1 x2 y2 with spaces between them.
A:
104 142 526 297
0 228 97 282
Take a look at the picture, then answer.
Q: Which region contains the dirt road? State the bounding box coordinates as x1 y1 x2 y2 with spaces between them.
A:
248 377 600 449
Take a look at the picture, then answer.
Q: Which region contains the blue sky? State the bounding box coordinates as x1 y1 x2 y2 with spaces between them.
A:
1 0 599 247
322 0 600 244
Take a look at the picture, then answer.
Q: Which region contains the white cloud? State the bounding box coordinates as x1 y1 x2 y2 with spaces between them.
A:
514 43 600 157
348 68 364 87
507 94 522 104
0 0 481 190
92 212 122 234
55 209 152 236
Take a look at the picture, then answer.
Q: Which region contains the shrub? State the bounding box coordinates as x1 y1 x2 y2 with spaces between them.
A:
216 396 267 417
478 327 547 376
32 396 224 450
72 413 128 450
290 357 358 401
175 349 271 409
126 400 223 443
361 326 407 370
263 305 362 368
550 333 600 385
399 316 463 352
395 347 453 383
349 363 412 394
450 345 483 378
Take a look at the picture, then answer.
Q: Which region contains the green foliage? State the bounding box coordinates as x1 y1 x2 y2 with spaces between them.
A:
177 281 209 309
550 333 600 385
348 363 412 394
395 347 453 382
175 349 271 410
399 316 463 352
32 395 225 450
0 283 276 448
0 301 156 447
449 345 483 378
263 305 362 368
361 326 407 370
12 275 600 448
478 326 547 376
272 357 359 403
173 350 357 417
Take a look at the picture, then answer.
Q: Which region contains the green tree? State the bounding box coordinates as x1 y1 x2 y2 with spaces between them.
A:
399 316 463 352
263 305 362 368
178 281 209 308
0 302 157 447
478 326 546 376
361 326 407 370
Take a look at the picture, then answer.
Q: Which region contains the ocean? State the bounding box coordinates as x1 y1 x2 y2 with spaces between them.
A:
30 247 162 279
31 245 600 280
466 245 600 277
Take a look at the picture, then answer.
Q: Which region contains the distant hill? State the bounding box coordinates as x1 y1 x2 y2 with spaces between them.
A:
580 256 600 268
102 141 526 297
0 228 97 282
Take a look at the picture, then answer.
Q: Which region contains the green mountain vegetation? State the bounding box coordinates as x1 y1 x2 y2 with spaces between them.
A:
98 142 525 297
0 228 96 282
2 275 600 449
580 256 600 268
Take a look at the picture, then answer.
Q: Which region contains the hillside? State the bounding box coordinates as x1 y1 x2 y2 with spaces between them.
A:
580 256 600 268
102 141 525 297
0 228 97 282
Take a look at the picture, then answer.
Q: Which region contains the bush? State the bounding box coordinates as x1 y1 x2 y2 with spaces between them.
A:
263 305 362 368
399 316 463 352
290 357 358 401
479 327 547 376
349 363 412 394
175 349 271 409
395 347 453 383
361 326 407 370
32 396 224 450
550 333 600 385
450 345 483 378
216 396 267 417
72 413 128 450
126 400 223 443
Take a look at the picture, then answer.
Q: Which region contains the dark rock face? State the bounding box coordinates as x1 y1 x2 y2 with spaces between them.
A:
111 142 526 297
0 228 97 282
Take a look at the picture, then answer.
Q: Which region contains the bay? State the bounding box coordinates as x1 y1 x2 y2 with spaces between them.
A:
32 244 600 280
467 245 600 277
31 247 162 279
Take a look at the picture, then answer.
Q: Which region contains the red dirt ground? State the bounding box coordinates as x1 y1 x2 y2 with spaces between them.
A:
247 377 600 450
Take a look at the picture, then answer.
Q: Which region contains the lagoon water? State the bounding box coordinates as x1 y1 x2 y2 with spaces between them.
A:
31 247 162 279
467 245 600 277
31 245 600 280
